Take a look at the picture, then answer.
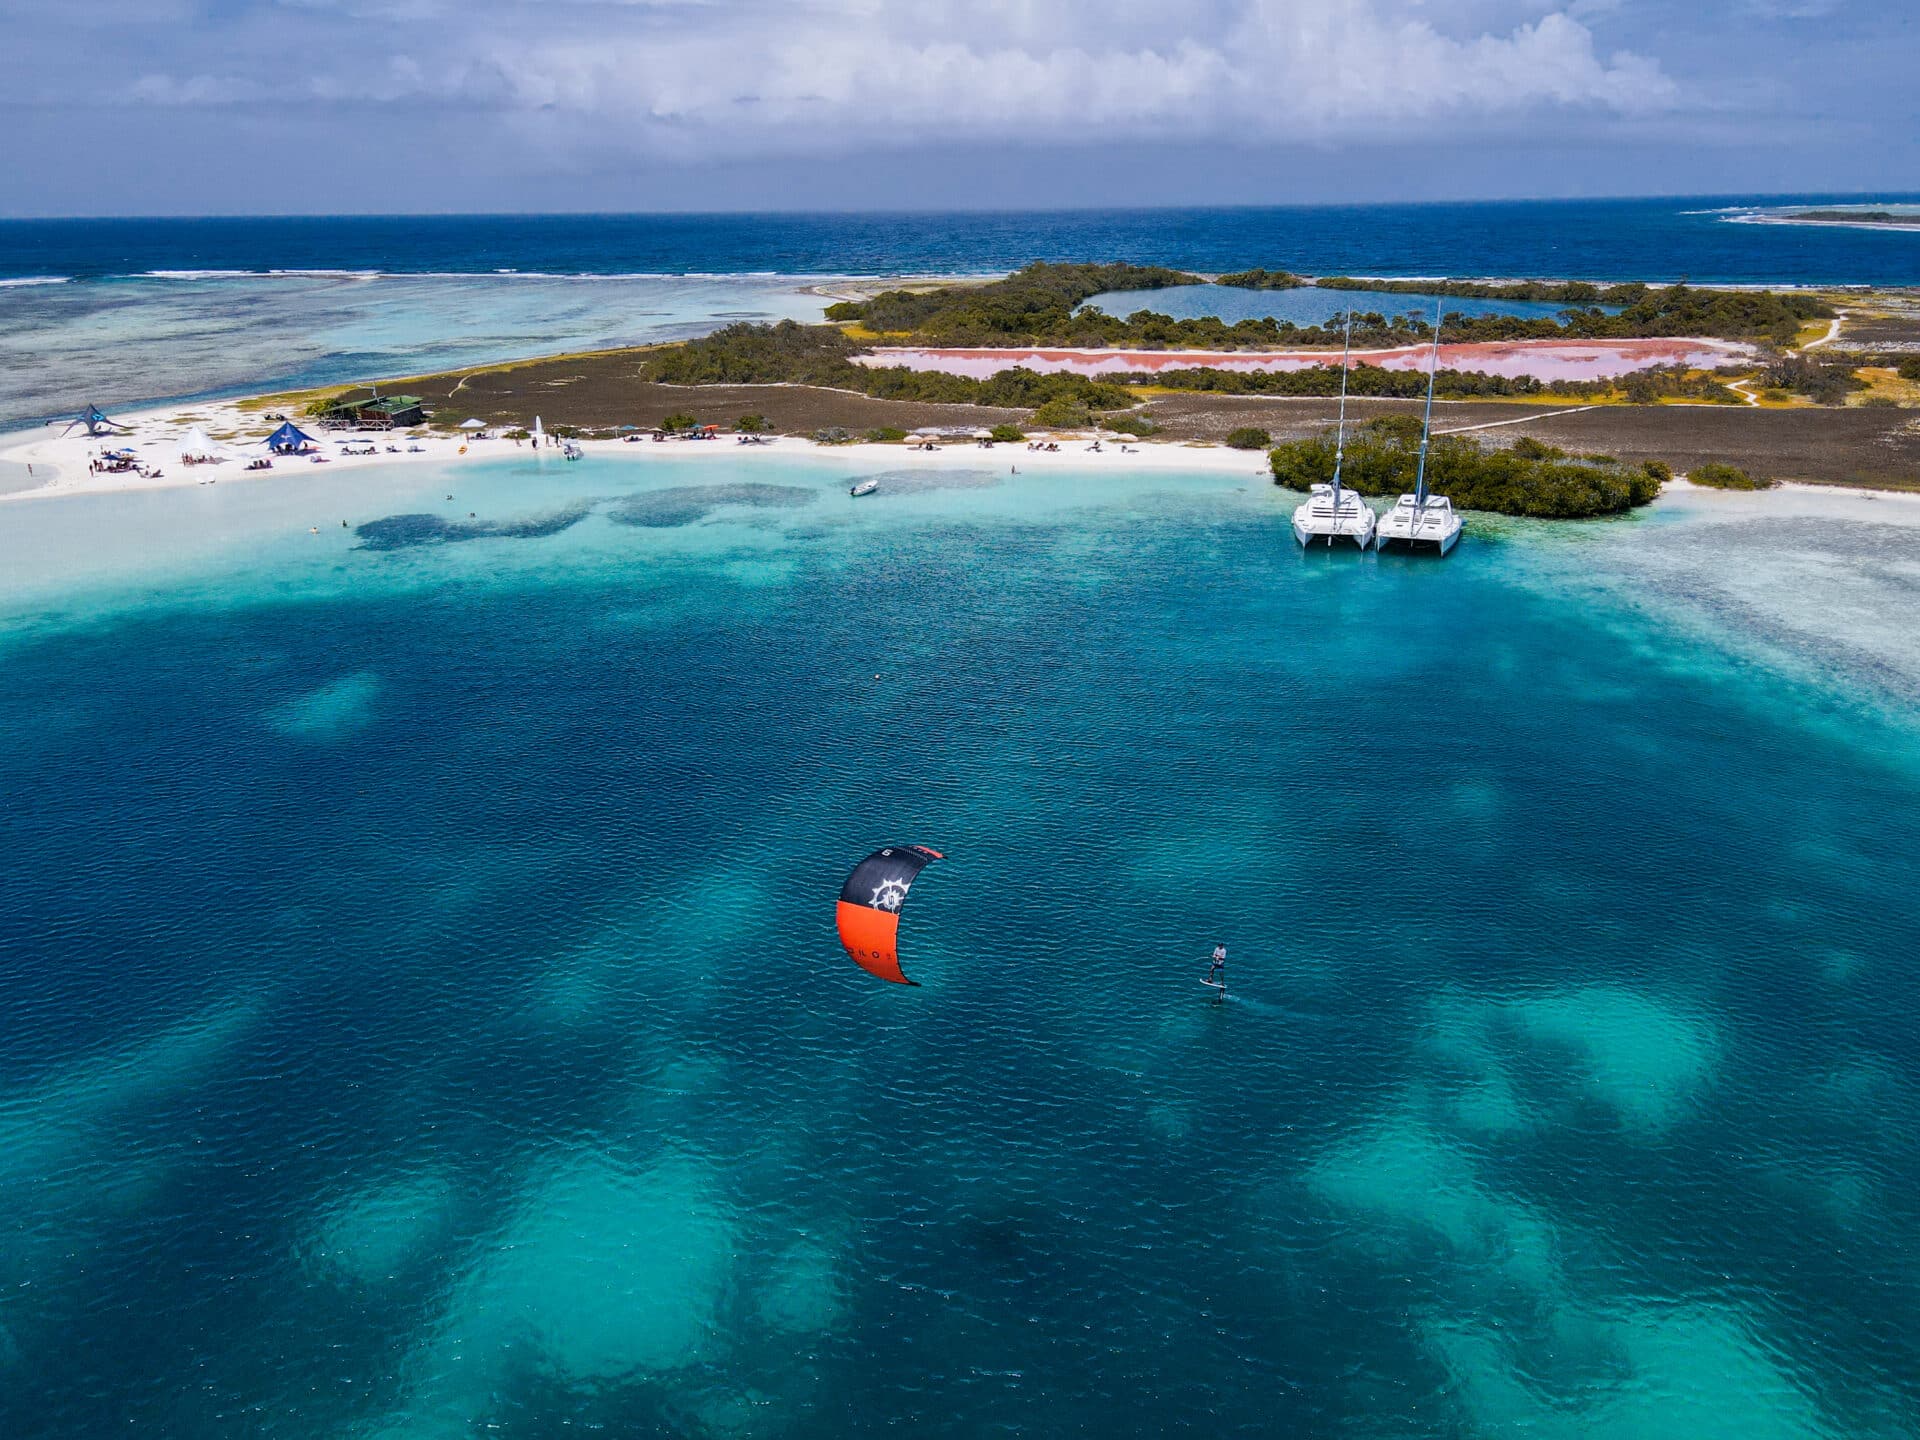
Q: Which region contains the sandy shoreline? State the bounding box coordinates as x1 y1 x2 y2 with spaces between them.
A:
0 394 1277 505
6 392 1917 522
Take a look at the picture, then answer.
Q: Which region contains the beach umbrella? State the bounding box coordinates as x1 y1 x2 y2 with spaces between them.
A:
973 429 993 440
459 418 488 430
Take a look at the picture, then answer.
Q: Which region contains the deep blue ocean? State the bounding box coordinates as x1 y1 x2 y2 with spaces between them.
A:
4 199 1920 1435
2 450 1919 1438
4 196 1920 284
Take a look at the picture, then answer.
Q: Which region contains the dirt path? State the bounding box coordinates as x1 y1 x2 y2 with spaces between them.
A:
1802 314 1845 351
1434 406 1601 436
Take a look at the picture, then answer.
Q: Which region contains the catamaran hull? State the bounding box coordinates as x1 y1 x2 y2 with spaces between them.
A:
1291 484 1378 549
1292 517 1375 548
1375 528 1461 555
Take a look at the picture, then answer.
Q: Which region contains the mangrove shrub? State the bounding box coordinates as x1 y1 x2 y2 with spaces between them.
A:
1687 462 1772 490
1268 418 1667 518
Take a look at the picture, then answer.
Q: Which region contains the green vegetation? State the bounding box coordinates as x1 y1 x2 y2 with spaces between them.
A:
660 412 698 432
813 426 854 445
644 320 1135 413
735 413 769 432
1267 418 1666 518
1215 269 1305 290
1101 414 1158 438
827 264 1828 348
1030 396 1094 428
1896 357 1920 383
1787 210 1915 225
1107 361 1739 405
1316 276 1631 305
1225 426 1272 449
645 317 1741 416
864 426 909 442
824 262 1199 338
989 423 1026 443
642 264 1823 418
1762 354 1866 404
1688 462 1772 490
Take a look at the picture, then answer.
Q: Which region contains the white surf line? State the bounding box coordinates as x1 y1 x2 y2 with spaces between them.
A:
1432 405 1600 435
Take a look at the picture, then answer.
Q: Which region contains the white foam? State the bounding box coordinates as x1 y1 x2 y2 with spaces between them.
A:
0 276 70 289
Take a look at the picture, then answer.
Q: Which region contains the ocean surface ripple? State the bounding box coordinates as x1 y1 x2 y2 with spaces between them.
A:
1 456 1917 1438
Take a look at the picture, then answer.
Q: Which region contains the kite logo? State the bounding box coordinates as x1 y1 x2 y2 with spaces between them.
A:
870 877 911 912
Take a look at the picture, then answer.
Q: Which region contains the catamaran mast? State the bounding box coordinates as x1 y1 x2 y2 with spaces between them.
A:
1413 299 1442 507
1330 309 1354 515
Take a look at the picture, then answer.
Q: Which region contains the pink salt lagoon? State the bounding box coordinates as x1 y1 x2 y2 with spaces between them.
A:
857 337 1755 383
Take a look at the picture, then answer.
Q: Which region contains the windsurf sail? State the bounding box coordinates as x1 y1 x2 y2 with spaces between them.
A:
836 844 944 985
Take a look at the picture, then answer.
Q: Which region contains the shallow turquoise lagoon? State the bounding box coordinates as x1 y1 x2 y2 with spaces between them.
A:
2 454 1918 1438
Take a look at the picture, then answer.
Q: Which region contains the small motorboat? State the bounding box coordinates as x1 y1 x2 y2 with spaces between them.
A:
562 441 585 461
850 479 878 497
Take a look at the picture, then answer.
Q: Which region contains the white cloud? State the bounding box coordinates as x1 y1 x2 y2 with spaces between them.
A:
128 72 268 106
1737 0 1844 15
103 0 1677 159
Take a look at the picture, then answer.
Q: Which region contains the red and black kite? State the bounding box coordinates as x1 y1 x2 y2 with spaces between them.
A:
837 844 944 985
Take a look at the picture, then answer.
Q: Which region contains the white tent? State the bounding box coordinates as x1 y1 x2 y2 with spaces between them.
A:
180 426 223 462
458 417 488 431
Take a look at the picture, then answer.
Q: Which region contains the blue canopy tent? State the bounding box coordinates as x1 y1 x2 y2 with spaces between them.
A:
50 404 129 438
265 420 318 454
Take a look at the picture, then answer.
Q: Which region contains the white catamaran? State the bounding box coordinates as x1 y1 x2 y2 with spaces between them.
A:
1291 309 1377 549
1374 301 1463 556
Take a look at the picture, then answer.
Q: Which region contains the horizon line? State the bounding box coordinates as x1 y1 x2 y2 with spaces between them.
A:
6 190 1920 225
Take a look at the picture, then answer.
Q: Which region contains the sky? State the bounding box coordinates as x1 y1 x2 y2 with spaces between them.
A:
2 0 1914 215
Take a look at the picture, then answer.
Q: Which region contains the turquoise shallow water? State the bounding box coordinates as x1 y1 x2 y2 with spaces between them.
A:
2 456 1919 1437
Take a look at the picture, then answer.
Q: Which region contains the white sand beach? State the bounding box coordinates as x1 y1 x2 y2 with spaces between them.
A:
0 394 1278 505
5 391 1915 525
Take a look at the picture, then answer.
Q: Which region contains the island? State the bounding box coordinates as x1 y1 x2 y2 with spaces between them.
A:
8 263 1920 513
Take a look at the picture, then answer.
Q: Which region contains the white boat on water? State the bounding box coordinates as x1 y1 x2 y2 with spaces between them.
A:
1374 301 1463 557
1375 493 1462 554
1293 483 1378 547
562 440 584 461
1292 310 1377 549
850 479 878 497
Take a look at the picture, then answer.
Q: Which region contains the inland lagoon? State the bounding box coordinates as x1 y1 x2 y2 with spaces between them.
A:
2 452 1919 1437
